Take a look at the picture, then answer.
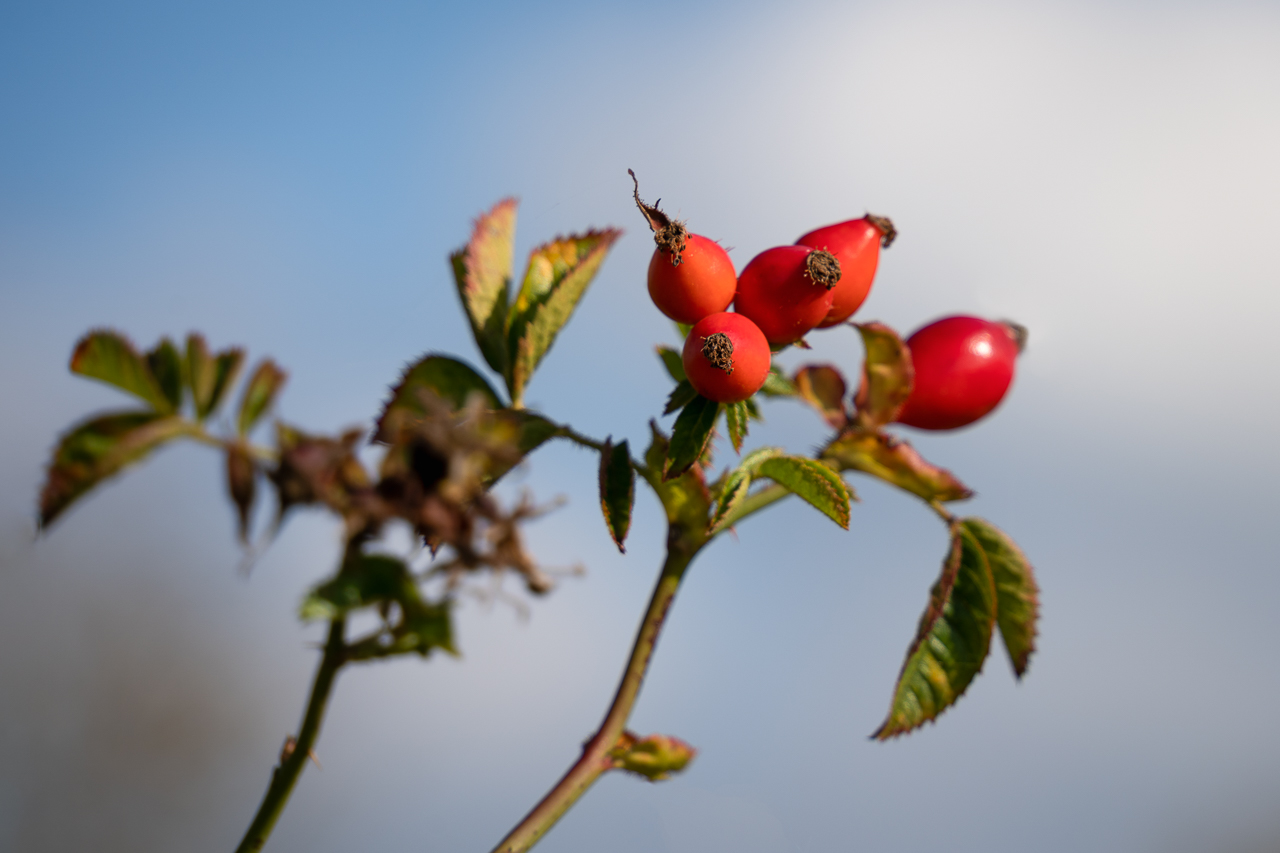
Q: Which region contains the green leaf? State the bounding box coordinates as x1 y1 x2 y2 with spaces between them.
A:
642 421 713 535
656 345 686 383
598 439 635 553
346 599 454 660
70 330 173 412
452 198 517 375
375 354 503 441
237 359 288 436
792 364 849 428
706 448 772 535
505 229 622 404
873 525 997 739
664 394 720 480
962 518 1039 678
755 455 853 529
146 338 183 412
822 430 973 502
609 731 697 781
675 321 693 338
300 553 411 621
853 322 913 429
39 411 193 528
186 334 245 420
663 380 698 415
724 400 749 453
759 365 797 398
302 554 456 659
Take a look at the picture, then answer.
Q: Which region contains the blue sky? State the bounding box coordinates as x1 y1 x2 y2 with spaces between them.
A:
2 1 1279 851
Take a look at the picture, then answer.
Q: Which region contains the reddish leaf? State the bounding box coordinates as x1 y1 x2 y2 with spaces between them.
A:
792 364 849 428
39 411 193 528
853 322 913 429
822 430 972 502
452 198 517 375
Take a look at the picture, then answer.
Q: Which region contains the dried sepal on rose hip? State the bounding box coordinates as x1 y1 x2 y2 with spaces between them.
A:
629 170 736 325
732 245 840 347
681 312 771 403
796 214 896 327
895 315 1026 430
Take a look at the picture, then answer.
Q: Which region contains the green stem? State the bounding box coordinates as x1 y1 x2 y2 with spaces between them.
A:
489 542 697 853
234 618 346 853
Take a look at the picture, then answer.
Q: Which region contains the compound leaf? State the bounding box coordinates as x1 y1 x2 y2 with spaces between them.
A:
598 438 635 552
237 359 287 436
506 228 622 404
145 338 183 412
186 334 245 420
451 198 517 375
793 364 849 428
962 518 1039 678
70 330 173 413
39 411 192 528
375 354 503 441
664 394 719 480
756 455 852 529
823 430 972 502
854 322 913 429
707 446 782 534
873 525 997 739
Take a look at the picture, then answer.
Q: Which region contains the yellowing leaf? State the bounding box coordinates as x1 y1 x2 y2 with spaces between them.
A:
505 229 621 405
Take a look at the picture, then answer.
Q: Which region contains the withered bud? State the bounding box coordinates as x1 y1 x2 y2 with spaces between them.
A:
629 169 689 265
804 249 841 290
700 332 735 374
865 214 897 248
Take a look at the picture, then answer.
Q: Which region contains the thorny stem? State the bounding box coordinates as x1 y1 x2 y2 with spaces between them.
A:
234 617 346 853
552 422 654 480
489 540 698 853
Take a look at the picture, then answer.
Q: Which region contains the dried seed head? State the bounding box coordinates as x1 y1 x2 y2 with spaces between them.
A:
700 332 735 374
804 249 841 290
865 214 897 248
998 320 1029 353
629 168 689 265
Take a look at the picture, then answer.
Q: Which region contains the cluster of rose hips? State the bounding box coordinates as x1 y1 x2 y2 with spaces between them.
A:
632 175 1022 430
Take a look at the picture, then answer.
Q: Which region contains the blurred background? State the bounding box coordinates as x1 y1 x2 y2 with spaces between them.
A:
2 1 1279 851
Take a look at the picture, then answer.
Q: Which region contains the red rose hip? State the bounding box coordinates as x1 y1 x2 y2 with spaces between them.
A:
796 214 896 327
895 316 1024 430
682 312 772 403
647 233 737 324
733 245 840 347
